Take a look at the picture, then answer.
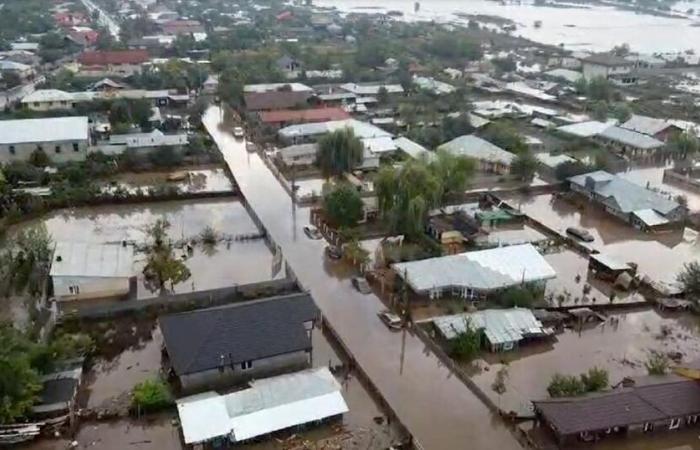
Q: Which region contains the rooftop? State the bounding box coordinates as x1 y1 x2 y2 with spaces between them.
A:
394 136 433 160
582 53 635 67
438 135 515 165
433 308 548 344
279 118 393 142
109 129 188 148
50 242 134 278
259 107 350 124
569 170 680 216
78 50 149 66
243 83 313 93
339 82 404 95
176 367 348 444
621 114 677 137
598 125 665 150
557 120 611 138
392 243 556 293
159 293 319 376
0 116 89 145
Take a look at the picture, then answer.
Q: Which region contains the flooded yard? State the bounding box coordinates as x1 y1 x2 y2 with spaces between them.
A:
292 177 327 200
10 198 280 302
505 192 700 288
619 165 700 211
470 308 700 417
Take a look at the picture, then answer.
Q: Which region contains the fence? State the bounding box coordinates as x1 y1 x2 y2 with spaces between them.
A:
663 168 700 194
57 278 298 320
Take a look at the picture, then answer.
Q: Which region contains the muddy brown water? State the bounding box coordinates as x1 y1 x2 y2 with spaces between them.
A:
204 107 521 450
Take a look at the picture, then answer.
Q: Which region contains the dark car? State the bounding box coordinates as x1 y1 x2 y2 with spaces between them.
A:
351 277 371 294
325 245 342 260
566 227 594 242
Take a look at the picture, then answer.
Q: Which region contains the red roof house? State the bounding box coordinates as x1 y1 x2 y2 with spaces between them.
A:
78 50 150 67
259 107 350 128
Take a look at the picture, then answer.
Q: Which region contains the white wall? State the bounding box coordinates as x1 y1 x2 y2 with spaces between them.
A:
0 139 89 164
52 275 130 300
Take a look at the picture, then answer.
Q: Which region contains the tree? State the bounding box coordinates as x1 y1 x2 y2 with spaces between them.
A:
492 56 517 73
510 151 539 181
587 76 613 101
441 114 474 141
612 103 632 122
130 99 153 128
547 373 587 398
0 325 43 423
323 183 364 228
645 351 669 375
482 122 528 154
491 364 509 396
316 128 364 178
131 379 172 413
581 367 609 392
149 146 183 168
499 287 535 308
669 131 700 159
430 150 476 201
555 160 592 181
592 101 608 121
142 219 191 290
450 319 482 361
677 261 700 300
28 148 50 167
377 86 389 104
425 33 482 61
109 99 131 125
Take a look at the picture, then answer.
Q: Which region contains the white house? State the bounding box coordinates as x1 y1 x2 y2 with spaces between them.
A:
101 129 188 154
0 117 90 164
438 135 514 174
50 242 135 302
581 54 637 85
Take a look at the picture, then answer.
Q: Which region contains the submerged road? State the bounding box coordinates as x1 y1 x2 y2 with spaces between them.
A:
203 107 522 450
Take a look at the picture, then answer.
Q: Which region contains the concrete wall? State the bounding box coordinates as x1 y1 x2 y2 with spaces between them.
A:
0 139 89 164
52 275 130 300
179 349 310 392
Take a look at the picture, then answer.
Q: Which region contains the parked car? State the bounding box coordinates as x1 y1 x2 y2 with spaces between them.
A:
566 227 594 242
303 225 322 240
351 277 371 294
325 245 342 260
233 126 245 138
378 311 402 330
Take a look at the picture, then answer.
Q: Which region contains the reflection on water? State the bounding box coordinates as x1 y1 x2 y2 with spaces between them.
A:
315 0 700 53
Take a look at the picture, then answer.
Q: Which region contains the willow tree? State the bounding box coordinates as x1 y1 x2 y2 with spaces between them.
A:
316 128 364 179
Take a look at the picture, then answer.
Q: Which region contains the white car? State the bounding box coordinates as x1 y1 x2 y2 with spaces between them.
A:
378 311 402 330
233 126 245 138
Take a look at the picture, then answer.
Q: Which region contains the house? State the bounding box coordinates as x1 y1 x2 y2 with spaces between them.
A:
176 367 348 446
277 143 318 167
392 243 557 300
67 27 100 47
159 293 320 392
161 20 205 36
543 68 583 84
581 54 637 85
568 170 685 231
90 78 128 91
202 74 219 94
278 118 396 162
0 50 41 68
0 117 90 164
536 153 577 178
0 60 33 80
394 136 433 161
438 135 515 174
259 107 350 129
50 242 135 302
103 129 188 155
620 114 682 142
557 120 612 139
10 42 40 52
432 308 552 352
276 54 302 79
413 75 456 95
21 89 184 111
53 11 88 27
595 126 665 157
78 50 150 77
339 82 404 96
243 83 313 111
533 376 700 445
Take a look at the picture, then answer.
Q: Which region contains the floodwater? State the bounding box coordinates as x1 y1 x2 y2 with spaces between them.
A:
619 165 700 212
10 199 279 301
471 307 700 417
102 167 234 195
204 106 522 450
292 177 327 199
314 0 700 54
505 192 700 287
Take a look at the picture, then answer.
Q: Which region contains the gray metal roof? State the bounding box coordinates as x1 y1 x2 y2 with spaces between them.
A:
159 293 319 375
438 135 515 165
394 136 432 160
50 242 134 278
392 243 556 293
557 120 611 138
433 308 547 344
0 116 89 144
598 125 664 150
569 170 680 216
621 114 676 137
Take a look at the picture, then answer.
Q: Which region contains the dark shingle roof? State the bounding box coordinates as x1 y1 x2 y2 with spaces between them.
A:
534 379 700 436
159 293 319 376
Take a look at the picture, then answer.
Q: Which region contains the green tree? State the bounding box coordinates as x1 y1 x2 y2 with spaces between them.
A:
450 319 482 361
149 146 183 168
669 131 700 159
612 103 632 122
131 379 172 413
547 373 587 398
323 183 364 228
499 287 535 308
142 218 191 290
677 261 700 300
587 76 613 101
554 160 592 181
316 128 364 178
429 149 475 201
377 86 389 104
492 56 517 73
28 148 50 167
592 101 608 121
0 325 43 423
510 151 539 181
645 351 669 375
581 367 609 392
482 122 528 154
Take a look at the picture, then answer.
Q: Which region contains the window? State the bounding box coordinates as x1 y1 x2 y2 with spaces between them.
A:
643 422 654 432
73 143 79 152
8 145 14 155
55 145 61 154
240 360 253 370
669 418 681 430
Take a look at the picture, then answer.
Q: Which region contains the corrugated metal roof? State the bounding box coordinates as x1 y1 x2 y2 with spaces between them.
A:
176 367 348 444
50 242 134 278
633 208 670 227
339 82 404 95
433 308 546 344
544 68 583 83
394 136 433 160
557 120 611 138
621 114 674 137
439 135 515 165
535 153 576 169
0 117 89 144
599 125 664 150
392 243 556 293
243 83 312 93
589 253 631 271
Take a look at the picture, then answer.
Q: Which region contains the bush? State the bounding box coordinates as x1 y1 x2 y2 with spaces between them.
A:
449 319 482 361
581 366 608 392
149 146 183 168
547 373 587 398
323 183 364 228
131 379 172 413
498 287 535 308
645 351 669 375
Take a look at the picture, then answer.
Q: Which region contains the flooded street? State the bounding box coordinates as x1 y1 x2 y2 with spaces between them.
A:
204 107 521 450
9 199 279 300
505 192 700 287
314 0 700 54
